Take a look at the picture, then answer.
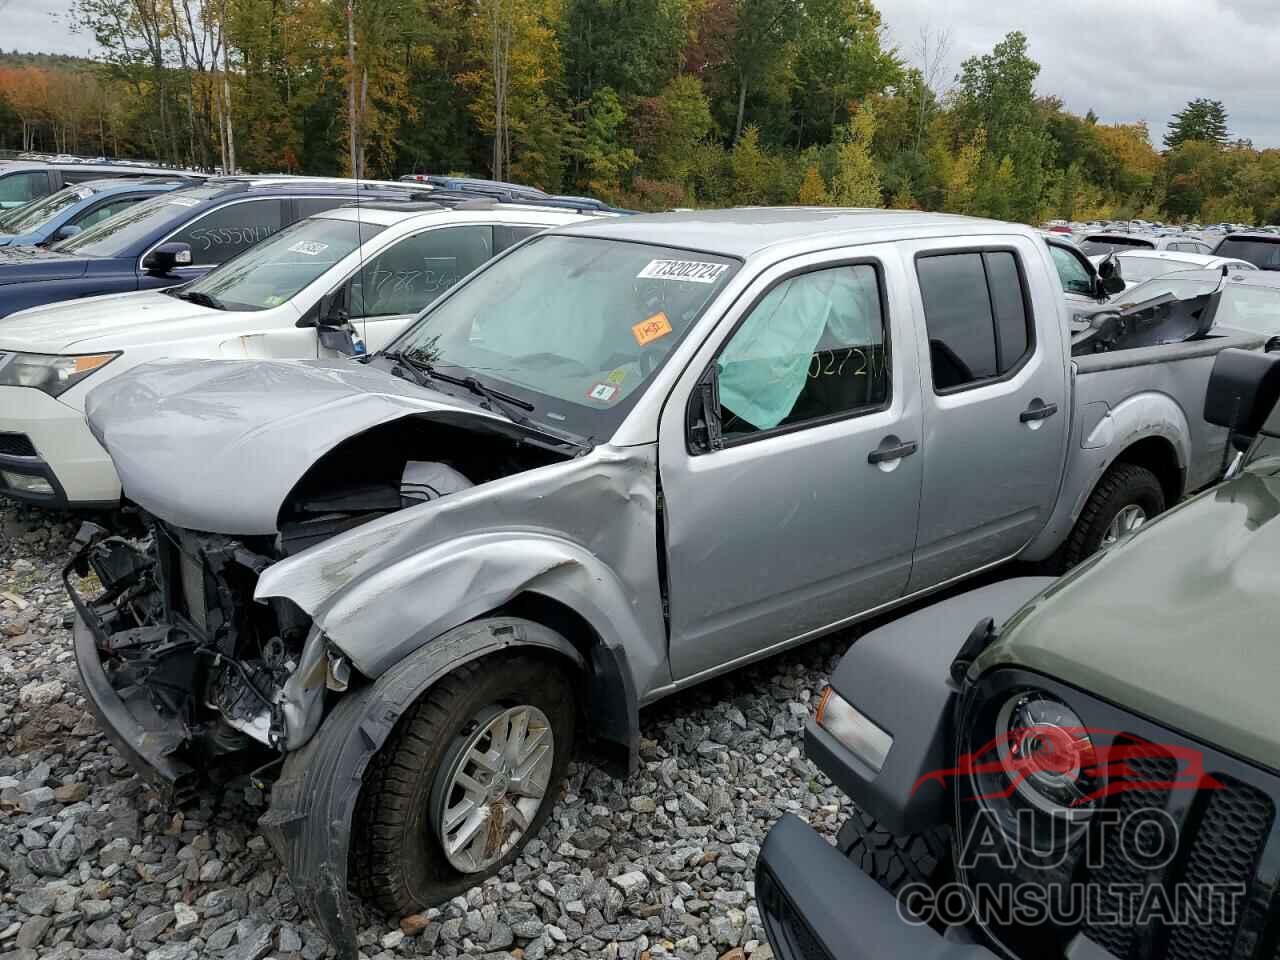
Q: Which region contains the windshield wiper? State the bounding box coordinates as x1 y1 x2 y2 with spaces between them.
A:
174 290 226 311
383 349 431 386
457 375 535 426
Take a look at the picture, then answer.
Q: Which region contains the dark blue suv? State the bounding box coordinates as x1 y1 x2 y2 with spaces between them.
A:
0 177 419 318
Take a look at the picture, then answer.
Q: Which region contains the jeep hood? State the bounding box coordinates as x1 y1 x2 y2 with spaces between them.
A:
0 244 88 284
84 358 521 535
978 467 1280 772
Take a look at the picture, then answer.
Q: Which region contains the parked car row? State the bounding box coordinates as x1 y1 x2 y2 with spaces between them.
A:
3 190 1280 958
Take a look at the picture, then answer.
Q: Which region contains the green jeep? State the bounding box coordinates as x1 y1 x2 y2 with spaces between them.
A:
753 346 1280 960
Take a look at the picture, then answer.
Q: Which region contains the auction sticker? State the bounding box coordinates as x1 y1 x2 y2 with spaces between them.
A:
632 311 673 346
289 240 330 256
637 259 728 283
587 382 619 402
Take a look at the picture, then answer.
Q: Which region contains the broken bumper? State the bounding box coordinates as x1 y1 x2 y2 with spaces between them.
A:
71 613 198 800
755 815 995 960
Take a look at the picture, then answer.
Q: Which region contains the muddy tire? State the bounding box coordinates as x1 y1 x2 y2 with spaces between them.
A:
836 808 951 897
353 638 577 916
1061 463 1165 569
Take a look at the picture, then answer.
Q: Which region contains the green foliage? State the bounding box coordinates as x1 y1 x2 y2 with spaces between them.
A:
829 101 881 206
1 16 1276 225
1165 98 1229 149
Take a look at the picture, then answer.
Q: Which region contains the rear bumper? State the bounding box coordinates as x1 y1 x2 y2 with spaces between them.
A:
756 815 996 960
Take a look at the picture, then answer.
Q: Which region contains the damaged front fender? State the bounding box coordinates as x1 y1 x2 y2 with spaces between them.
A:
254 443 669 695
258 617 584 959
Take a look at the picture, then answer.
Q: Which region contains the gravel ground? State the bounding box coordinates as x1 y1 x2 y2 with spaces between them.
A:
0 495 859 960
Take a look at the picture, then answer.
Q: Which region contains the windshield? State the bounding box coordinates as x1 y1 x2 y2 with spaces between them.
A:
181 216 386 311
52 186 216 257
1080 237 1155 256
388 234 739 438
0 184 91 234
1214 237 1280 270
1210 283 1280 334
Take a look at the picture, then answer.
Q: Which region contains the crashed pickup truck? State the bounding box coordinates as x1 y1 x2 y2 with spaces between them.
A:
65 209 1264 955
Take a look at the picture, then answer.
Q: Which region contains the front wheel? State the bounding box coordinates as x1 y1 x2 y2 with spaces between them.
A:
837 809 952 897
354 636 577 915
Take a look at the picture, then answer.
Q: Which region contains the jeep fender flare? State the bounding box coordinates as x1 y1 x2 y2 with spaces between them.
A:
809 578 1055 836
259 616 585 960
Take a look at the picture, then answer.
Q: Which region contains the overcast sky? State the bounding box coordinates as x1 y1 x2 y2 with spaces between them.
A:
6 0 1280 147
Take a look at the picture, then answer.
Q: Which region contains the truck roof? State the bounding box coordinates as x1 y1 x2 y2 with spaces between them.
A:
555 207 1028 259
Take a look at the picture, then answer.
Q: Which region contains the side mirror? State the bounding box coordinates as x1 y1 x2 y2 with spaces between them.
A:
142 241 193 275
1204 348 1280 453
686 366 723 454
1096 253 1126 296
54 224 82 240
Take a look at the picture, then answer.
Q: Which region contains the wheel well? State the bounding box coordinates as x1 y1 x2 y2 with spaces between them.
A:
494 592 637 778
1111 436 1184 505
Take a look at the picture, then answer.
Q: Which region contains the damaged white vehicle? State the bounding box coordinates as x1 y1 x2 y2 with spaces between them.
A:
65 210 1265 957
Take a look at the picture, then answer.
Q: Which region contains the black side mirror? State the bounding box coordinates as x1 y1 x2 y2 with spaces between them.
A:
686 366 723 454
1204 348 1280 453
142 241 193 275
1096 253 1126 296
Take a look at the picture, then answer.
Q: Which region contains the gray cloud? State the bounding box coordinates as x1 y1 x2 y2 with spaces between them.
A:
3 0 98 57
881 0 1280 148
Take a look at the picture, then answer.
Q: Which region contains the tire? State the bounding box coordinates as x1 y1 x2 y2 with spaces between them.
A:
1060 462 1165 569
836 808 951 897
354 640 577 916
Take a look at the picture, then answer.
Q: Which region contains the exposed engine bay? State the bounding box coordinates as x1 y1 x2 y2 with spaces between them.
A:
65 417 575 793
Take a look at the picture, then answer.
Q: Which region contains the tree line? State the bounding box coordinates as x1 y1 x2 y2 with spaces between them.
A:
1 4 1278 225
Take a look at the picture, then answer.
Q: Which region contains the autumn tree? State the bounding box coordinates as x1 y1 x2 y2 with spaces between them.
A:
829 101 880 206
1165 98 1228 149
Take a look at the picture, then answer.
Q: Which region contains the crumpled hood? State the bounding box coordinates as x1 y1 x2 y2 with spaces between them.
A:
978 466 1280 772
0 245 88 284
0 289 193 352
84 358 508 534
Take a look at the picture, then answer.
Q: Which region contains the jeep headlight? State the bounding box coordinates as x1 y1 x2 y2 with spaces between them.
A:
0 351 119 397
974 690 1104 831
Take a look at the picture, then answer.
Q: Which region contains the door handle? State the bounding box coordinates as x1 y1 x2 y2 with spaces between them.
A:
867 438 919 464
1020 401 1059 423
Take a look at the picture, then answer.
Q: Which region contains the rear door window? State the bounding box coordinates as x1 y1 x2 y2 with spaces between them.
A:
0 171 52 208
74 195 146 230
917 250 1035 392
170 199 286 266
349 225 495 318
494 224 546 253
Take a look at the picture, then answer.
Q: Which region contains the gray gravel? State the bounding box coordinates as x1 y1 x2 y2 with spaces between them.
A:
0 495 857 960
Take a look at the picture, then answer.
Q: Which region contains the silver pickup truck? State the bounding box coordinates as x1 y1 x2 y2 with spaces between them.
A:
64 209 1261 956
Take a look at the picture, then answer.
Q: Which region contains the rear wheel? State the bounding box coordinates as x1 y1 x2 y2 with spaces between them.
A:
354 635 577 915
1061 462 1165 569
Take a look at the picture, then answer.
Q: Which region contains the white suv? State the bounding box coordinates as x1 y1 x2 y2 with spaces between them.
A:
0 200 598 507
